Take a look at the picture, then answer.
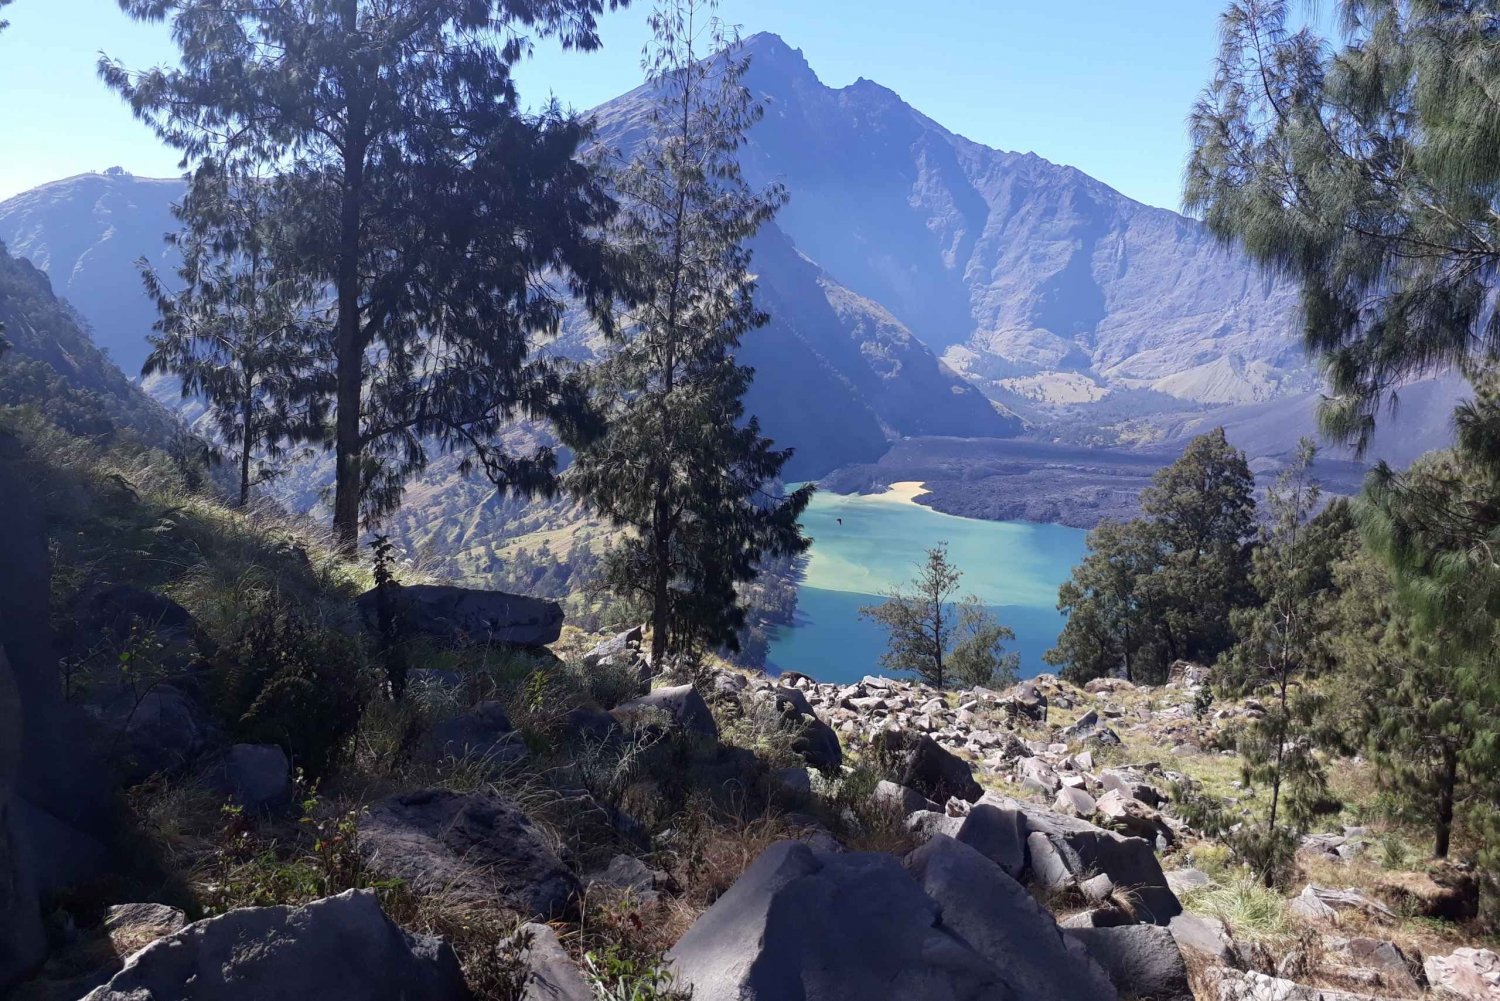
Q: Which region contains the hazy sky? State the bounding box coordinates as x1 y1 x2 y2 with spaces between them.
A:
0 0 1281 209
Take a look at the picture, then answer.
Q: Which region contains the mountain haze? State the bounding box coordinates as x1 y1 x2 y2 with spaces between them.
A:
593 34 1309 408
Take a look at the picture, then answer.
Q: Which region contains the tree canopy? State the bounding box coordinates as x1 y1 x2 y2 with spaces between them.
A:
104 0 628 548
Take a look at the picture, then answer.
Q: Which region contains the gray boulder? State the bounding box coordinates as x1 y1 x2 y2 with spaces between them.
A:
91 683 220 786
357 583 563 647
359 789 579 919
907 804 1028 880
1168 912 1234 964
667 840 1010 1000
614 684 719 741
873 780 940 817
1424 947 1500 1001
582 625 651 699
792 718 842 772
83 889 469 1001
516 922 592 1001
1054 786 1097 818
1066 924 1191 1001
214 743 292 813
421 701 528 769
1007 681 1048 722
984 794 1182 924
871 729 982 804
68 582 204 676
906 835 1118 1001
1100 767 1165 808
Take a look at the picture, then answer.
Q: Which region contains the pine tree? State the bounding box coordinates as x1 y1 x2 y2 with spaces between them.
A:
1224 440 1343 884
1142 427 1258 664
104 0 624 550
1048 428 1256 684
1187 0 1500 448
567 0 812 668
1331 545 1498 860
862 544 1015 689
141 161 329 507
1046 519 1168 684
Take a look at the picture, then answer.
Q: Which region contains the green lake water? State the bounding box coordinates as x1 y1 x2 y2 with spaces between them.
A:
766 488 1089 685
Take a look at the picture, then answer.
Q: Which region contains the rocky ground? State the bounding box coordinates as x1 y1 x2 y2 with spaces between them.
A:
3 429 1496 1000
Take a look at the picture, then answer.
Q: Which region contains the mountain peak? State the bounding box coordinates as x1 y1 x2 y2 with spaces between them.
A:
740 32 818 82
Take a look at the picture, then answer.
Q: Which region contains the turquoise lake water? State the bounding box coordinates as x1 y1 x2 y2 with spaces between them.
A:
766 487 1089 685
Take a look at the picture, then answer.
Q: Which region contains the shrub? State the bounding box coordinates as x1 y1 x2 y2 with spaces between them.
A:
209 597 376 778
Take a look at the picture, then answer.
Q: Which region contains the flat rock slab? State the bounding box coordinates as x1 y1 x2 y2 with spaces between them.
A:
83 889 468 1001
357 584 563 647
359 789 579 920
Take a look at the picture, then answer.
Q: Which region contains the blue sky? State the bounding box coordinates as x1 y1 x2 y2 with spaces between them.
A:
0 0 1274 209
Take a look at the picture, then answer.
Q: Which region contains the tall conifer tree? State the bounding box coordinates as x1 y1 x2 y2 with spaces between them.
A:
104 0 625 550
141 162 329 506
568 0 812 668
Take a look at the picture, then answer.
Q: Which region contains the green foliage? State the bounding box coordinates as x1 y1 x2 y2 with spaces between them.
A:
861 543 1016 689
209 597 376 779
583 943 693 1001
568 0 811 665
1187 0 1500 450
105 0 624 548
140 159 329 507
1224 442 1343 880
1049 428 1257 684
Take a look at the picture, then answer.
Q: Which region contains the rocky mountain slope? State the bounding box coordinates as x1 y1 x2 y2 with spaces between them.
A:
595 34 1310 410
0 237 174 441
0 166 1018 481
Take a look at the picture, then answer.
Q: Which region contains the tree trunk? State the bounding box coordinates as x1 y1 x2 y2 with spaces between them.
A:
1435 743 1457 859
331 1 367 554
650 540 670 669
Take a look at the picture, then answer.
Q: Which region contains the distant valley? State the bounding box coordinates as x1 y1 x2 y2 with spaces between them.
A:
0 33 1461 569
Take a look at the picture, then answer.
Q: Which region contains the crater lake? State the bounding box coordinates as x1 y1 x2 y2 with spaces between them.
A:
766 483 1089 684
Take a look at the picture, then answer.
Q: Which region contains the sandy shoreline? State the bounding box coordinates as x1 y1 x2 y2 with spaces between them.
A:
876 480 930 504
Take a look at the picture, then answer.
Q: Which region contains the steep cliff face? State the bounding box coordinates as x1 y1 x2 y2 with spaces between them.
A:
0 170 179 376
593 33 1307 408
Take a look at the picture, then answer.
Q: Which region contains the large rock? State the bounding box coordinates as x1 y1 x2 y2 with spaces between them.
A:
359 789 579 919
1094 789 1173 845
0 439 114 843
907 803 1028 880
82 889 469 1001
1007 681 1048 723
67 582 205 676
516 922 592 1001
666 840 1011 1000
89 683 220 785
873 780 940 817
1168 912 1234 964
0 647 44 992
357 583 563 647
1066 924 1191 1001
582 625 650 700
214 743 292 813
906 835 1118 1001
1288 884 1396 925
985 794 1181 924
792 718 842 772
420 701 528 769
613 684 719 741
1424 947 1500 1000
1202 967 1410 1001
871 729 983 804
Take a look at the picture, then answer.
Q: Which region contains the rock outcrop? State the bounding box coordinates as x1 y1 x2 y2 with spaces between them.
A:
356 583 563 648
666 840 1015 1000
358 789 580 919
82 889 469 1001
